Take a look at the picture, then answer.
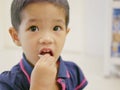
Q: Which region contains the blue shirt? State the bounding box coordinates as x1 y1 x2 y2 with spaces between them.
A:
0 55 88 90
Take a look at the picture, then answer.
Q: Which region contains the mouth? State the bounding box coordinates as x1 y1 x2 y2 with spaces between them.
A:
39 48 53 56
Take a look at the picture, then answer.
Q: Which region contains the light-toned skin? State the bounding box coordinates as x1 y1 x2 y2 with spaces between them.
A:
9 2 70 90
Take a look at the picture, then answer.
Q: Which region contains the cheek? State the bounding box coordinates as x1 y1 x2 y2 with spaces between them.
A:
19 33 36 45
19 36 37 54
57 36 66 49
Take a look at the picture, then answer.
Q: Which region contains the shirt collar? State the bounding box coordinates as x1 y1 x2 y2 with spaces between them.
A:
22 54 33 76
57 56 70 79
21 54 70 79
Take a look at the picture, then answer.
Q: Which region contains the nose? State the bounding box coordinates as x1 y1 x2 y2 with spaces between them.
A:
39 35 54 45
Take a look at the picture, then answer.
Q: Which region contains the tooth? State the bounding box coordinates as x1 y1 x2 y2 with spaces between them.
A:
43 50 46 52
47 50 50 52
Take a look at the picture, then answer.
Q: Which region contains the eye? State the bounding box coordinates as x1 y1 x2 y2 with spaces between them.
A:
53 26 61 31
29 26 39 32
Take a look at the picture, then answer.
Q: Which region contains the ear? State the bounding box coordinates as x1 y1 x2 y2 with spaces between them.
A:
66 28 70 35
9 27 21 46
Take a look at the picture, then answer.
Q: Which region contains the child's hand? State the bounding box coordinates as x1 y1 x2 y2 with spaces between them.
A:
30 54 58 90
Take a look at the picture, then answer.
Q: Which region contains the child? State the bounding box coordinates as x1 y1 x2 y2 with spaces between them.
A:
0 0 88 90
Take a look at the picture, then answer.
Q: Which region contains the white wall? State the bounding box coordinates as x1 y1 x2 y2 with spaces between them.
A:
64 0 85 53
83 0 108 57
0 0 16 49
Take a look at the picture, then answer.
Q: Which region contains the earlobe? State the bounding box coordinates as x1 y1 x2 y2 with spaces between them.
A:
66 28 70 35
9 27 21 46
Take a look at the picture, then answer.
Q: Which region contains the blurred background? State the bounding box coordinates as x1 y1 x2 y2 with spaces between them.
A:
0 0 120 90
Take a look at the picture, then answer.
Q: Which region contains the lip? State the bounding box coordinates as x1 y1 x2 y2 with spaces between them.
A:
39 48 54 56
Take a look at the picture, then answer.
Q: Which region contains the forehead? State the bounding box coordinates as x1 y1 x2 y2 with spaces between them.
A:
20 2 66 23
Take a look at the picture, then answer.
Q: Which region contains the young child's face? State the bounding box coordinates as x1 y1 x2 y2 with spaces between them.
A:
10 2 69 66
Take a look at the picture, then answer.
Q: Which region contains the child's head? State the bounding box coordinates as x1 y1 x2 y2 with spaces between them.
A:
9 0 70 66
11 0 69 30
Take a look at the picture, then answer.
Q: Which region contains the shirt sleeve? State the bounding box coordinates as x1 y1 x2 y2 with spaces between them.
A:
0 70 29 90
68 62 88 90
0 72 13 90
0 82 13 90
74 64 88 90
0 64 29 90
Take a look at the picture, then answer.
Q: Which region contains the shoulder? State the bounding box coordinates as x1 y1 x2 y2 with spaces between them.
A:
0 64 20 81
63 60 88 89
0 64 28 90
64 60 82 74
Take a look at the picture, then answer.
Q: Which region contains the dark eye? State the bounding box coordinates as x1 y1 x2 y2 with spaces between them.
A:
53 26 61 31
29 26 39 32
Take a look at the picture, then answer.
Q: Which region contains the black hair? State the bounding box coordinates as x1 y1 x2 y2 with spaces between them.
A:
11 0 70 30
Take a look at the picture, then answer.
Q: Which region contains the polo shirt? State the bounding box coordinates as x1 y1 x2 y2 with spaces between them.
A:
0 55 88 90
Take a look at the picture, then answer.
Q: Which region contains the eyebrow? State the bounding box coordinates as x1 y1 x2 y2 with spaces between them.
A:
54 19 65 24
28 18 65 24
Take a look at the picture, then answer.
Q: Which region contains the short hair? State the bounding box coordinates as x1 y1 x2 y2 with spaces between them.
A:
11 0 70 30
